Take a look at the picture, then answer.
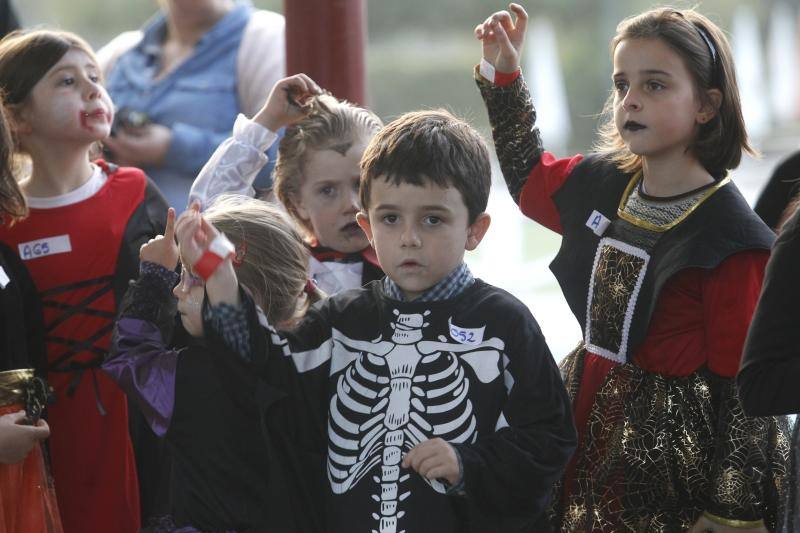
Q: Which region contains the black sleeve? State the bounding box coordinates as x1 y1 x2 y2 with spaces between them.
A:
453 307 577 527
475 69 545 204
202 291 331 450
754 151 800 230
738 206 800 415
0 243 46 372
113 177 169 310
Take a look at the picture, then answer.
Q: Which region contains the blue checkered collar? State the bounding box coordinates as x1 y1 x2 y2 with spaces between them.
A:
382 263 474 302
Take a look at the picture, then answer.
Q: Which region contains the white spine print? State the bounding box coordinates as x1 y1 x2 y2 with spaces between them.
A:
325 311 505 532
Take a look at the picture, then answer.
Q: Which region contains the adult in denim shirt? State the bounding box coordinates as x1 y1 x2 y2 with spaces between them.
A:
99 0 285 211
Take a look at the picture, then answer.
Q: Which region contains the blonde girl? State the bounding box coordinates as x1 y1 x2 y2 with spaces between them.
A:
190 74 384 295
104 195 322 531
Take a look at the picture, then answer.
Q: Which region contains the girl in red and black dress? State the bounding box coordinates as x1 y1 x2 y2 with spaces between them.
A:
475 5 788 531
0 30 167 533
0 92 61 533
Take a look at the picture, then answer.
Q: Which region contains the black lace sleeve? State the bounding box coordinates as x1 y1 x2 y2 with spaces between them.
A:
475 67 544 203
115 261 179 344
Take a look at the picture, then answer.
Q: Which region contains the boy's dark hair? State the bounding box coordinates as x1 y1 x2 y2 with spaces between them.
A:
595 7 754 177
360 109 491 223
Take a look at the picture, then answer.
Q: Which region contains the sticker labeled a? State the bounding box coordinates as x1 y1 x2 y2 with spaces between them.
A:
586 210 611 236
18 235 72 261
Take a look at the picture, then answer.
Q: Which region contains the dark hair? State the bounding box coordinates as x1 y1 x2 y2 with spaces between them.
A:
360 109 491 223
274 94 382 237
0 29 99 107
595 7 754 176
0 97 25 221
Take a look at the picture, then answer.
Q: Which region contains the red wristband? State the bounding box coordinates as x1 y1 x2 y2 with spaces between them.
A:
494 68 521 86
192 233 235 281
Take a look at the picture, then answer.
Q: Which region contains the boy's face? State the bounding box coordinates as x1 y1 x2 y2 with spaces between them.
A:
357 177 490 301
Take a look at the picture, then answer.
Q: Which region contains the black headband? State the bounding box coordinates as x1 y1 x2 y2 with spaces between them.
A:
693 24 718 69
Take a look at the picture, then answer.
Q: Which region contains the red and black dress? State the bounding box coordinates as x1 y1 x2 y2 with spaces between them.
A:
477 69 789 531
0 161 166 533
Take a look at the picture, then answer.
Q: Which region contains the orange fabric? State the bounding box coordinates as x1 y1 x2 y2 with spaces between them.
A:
0 404 63 533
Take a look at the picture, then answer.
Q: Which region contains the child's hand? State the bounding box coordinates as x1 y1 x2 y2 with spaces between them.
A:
140 207 178 270
401 438 461 486
103 123 172 168
253 74 323 132
0 410 50 464
474 3 528 74
175 201 214 268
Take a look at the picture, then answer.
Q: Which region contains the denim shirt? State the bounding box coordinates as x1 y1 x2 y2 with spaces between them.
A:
105 0 278 210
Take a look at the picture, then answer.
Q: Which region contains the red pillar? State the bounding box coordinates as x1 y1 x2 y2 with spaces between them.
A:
284 0 367 105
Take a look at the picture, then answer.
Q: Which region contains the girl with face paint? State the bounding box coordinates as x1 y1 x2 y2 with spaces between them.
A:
103 196 323 531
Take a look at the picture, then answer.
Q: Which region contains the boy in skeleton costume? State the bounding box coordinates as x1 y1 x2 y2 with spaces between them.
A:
189 109 577 532
474 5 789 532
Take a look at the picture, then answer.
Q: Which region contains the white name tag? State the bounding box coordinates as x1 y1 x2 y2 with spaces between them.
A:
18 235 72 261
0 266 8 289
448 317 485 345
586 210 611 236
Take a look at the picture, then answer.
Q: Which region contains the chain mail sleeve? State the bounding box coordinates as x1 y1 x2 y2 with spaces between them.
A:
474 67 544 204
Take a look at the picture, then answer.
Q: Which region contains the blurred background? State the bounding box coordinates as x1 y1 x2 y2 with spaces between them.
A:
15 0 800 358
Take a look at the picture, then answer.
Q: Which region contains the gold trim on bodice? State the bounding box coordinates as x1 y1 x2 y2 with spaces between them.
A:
617 172 731 232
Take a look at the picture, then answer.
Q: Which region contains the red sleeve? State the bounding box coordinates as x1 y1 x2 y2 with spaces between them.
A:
703 249 769 377
518 152 584 234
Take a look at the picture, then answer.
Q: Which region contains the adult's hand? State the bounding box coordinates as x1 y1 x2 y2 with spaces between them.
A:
104 123 173 168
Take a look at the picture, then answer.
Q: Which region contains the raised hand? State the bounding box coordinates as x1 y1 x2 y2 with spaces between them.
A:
253 74 323 132
175 201 218 269
474 3 528 74
140 207 178 270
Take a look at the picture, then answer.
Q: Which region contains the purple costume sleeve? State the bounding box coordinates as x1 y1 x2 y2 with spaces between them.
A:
103 318 179 437
102 261 181 437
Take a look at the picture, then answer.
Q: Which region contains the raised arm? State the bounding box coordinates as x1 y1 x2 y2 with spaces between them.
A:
188 74 322 210
103 209 180 438
474 4 583 233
